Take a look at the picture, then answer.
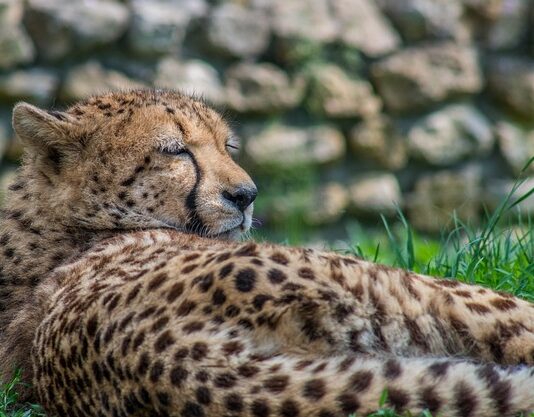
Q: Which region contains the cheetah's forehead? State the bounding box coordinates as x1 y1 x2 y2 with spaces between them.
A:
70 89 208 113
64 88 231 146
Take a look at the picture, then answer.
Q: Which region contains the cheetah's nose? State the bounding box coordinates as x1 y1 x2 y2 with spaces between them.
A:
222 186 258 212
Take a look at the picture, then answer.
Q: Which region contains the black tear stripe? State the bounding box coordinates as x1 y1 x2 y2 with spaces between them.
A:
185 151 205 234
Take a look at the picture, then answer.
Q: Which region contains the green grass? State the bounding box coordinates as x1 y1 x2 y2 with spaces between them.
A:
345 176 534 303
0 371 44 417
1 164 533 416
344 212 534 303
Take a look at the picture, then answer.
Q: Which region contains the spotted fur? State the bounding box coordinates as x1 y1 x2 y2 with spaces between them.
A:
1 90 533 417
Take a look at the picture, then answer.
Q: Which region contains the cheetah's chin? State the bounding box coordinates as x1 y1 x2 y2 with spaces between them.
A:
210 226 245 241
156 218 245 241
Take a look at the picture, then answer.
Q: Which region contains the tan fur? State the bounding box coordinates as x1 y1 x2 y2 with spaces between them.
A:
1 89 533 417
0 89 253 383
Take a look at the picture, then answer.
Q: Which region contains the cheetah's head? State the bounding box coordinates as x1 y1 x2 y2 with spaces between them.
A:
12 89 257 240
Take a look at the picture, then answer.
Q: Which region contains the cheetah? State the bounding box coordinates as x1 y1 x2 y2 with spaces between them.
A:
0 89 533 417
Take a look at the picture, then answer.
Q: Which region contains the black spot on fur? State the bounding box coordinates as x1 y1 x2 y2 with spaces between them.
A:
419 386 442 414
387 388 410 411
268 268 287 284
176 300 196 316
121 176 136 187
235 268 257 292
219 263 234 279
212 288 226 305
149 360 164 382
214 372 237 389
454 381 478 417
86 315 98 337
253 294 272 311
428 362 450 378
238 364 260 378
303 379 326 401
270 252 289 265
182 401 205 417
136 353 150 376
279 399 300 417
383 359 402 379
191 342 209 360
225 393 244 412
170 365 189 387
166 282 185 302
337 393 360 414
263 375 289 393
347 370 373 393
195 387 211 405
251 399 270 417
154 330 174 353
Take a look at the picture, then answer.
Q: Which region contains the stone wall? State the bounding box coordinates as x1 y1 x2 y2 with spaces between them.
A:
0 0 533 235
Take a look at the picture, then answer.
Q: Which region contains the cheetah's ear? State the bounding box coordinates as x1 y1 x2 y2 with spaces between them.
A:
12 102 78 150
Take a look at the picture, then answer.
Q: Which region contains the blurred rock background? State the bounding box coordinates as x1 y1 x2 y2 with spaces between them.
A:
0 0 533 242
